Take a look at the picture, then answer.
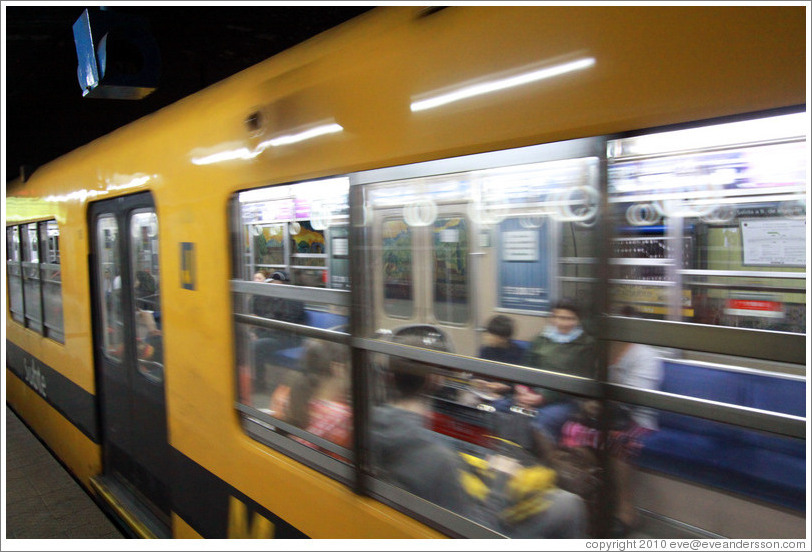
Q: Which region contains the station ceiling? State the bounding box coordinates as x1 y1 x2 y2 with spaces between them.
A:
4 5 373 184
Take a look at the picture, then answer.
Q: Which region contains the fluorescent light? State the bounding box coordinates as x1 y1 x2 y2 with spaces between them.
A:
611 112 807 158
262 123 344 147
411 57 595 112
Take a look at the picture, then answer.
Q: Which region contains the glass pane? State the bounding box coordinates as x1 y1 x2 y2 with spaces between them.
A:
608 113 806 332
7 226 24 322
235 324 352 459
98 216 123 360
130 210 163 365
368 335 592 538
237 177 349 287
22 223 42 332
382 219 413 318
40 221 64 342
433 217 469 324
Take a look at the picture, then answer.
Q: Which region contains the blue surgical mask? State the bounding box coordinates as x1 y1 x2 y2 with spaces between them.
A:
543 325 583 343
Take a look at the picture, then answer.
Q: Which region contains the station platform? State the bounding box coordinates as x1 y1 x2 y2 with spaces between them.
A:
4 405 127 540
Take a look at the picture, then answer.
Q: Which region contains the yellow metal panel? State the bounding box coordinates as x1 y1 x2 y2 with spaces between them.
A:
6 370 102 487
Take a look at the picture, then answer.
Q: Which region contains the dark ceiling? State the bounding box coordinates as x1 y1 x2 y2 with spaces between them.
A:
4 5 374 184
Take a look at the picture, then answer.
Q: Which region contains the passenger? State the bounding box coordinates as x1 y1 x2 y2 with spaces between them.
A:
250 270 306 391
135 308 163 363
522 298 597 455
266 270 306 325
370 335 470 514
471 314 524 411
134 270 157 310
559 307 663 537
285 340 352 456
479 314 525 365
371 334 587 538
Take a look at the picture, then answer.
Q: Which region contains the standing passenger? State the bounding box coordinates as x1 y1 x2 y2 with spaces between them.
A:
559 307 663 536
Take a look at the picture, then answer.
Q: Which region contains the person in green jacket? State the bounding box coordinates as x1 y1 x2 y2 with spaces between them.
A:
520 299 597 452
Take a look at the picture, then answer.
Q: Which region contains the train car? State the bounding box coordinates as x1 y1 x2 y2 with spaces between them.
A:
5 6 807 540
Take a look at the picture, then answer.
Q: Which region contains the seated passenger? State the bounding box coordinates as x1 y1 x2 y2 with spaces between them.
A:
371 334 587 538
559 310 662 537
471 314 524 412
130 308 163 363
522 299 597 455
285 340 352 456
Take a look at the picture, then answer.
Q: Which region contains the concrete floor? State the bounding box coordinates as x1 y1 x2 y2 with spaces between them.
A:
4 405 126 540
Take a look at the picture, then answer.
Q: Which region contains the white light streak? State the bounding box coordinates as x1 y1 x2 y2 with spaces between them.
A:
261 123 344 148
191 123 344 166
410 57 596 112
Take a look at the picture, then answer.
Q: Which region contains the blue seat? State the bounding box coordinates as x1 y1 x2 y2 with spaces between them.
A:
637 360 806 511
266 309 348 370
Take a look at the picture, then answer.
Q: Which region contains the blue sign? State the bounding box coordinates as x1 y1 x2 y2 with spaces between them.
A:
180 243 196 290
498 219 549 312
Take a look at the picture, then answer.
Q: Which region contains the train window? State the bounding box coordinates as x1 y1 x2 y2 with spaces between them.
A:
433 217 469 324
6 226 24 324
382 219 414 319
231 177 352 472
607 112 806 333
21 223 43 333
97 215 124 360
39 220 64 343
130 210 163 365
6 220 64 341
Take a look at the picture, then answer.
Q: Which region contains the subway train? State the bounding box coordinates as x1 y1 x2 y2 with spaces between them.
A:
5 6 807 540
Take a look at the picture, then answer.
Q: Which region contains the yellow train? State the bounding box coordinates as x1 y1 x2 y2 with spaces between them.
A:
6 6 807 539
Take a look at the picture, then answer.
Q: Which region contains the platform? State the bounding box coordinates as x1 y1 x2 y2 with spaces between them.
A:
4 405 126 540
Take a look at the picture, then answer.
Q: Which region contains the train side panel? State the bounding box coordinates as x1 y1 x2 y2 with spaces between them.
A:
6 5 806 540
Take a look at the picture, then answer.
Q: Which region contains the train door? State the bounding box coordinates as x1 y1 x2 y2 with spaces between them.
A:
89 193 170 527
